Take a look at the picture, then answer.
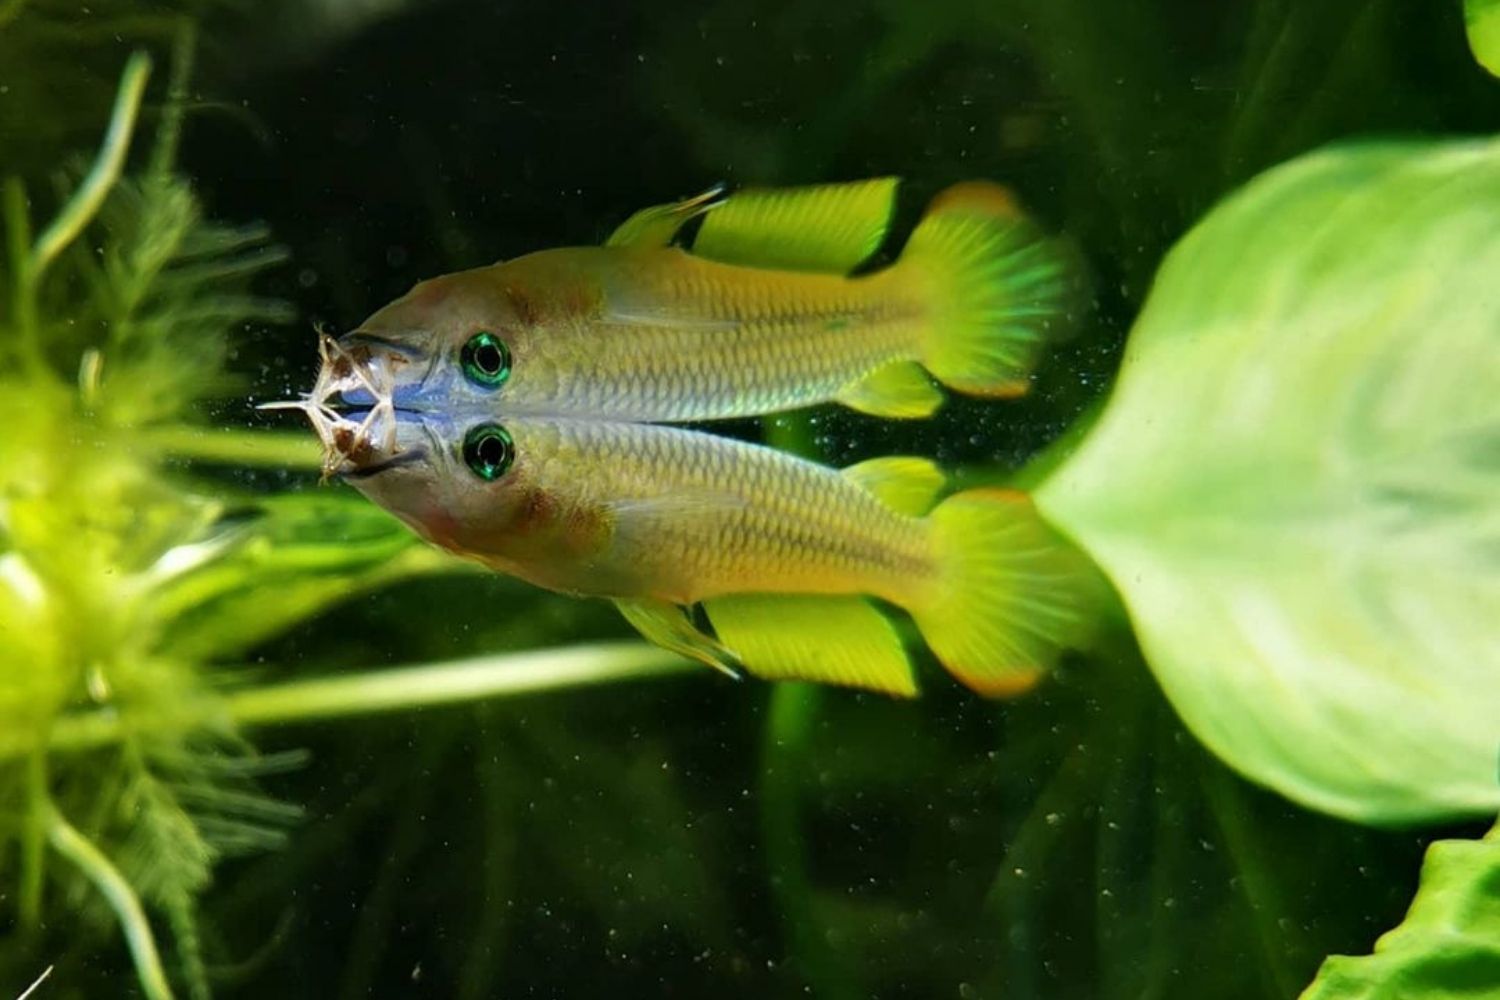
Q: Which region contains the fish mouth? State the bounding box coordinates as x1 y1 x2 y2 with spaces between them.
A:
259 331 434 480
340 445 429 480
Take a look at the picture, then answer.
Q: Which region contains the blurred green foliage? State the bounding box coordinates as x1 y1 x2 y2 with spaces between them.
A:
0 28 468 999
1302 820 1500 999
1038 138 1500 826
1 1 1496 999
1467 0 1500 76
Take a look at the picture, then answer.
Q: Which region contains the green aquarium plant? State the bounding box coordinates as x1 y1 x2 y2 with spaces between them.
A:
0 46 690 999
1301 818 1500 999
1035 138 1500 826
1467 0 1500 76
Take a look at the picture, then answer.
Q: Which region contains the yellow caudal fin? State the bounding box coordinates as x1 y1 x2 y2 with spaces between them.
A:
910 489 1102 696
702 593 917 696
900 182 1078 398
841 456 946 515
835 360 944 418
691 177 899 274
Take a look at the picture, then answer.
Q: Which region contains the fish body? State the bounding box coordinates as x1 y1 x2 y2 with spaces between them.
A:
277 178 1099 696
340 180 1075 423
340 403 1099 696
355 246 920 421
359 414 933 603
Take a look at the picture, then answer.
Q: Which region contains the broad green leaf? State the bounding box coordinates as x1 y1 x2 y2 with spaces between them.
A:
1037 140 1500 825
1300 821 1500 998
1466 0 1500 77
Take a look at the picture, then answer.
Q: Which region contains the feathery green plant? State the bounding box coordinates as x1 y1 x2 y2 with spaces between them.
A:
0 40 697 995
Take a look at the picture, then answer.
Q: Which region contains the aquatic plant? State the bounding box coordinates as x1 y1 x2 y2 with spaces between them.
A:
1036 138 1500 825
0 43 682 999
1468 0 1500 76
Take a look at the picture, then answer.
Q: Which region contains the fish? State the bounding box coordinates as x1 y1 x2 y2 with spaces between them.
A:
281 363 1101 695
267 179 1100 695
332 178 1078 425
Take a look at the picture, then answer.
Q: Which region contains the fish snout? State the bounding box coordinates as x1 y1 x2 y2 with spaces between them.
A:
330 331 433 409
259 330 437 480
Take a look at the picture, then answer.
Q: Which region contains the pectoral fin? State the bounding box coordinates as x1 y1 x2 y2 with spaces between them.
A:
841 456 946 515
701 593 916 696
607 185 727 248
614 597 740 678
691 177 900 273
835 360 944 419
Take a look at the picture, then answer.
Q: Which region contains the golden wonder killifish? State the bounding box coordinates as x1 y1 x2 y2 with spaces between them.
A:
273 179 1099 695
332 178 1076 423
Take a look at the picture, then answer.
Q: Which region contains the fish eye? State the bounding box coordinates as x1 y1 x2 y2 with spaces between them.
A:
460 331 511 388
461 423 515 482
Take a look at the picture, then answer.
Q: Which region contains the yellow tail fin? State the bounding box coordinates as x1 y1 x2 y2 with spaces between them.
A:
900 182 1077 397
910 489 1103 696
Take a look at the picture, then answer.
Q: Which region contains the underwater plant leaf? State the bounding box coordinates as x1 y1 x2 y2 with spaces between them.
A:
152 492 473 661
1037 139 1500 825
1466 0 1500 77
1299 821 1500 999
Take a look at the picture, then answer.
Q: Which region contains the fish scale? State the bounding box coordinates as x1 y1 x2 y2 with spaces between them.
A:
504 417 935 604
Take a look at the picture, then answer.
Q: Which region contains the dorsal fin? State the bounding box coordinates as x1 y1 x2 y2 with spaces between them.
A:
606 185 726 248
690 177 900 273
841 456 946 515
702 593 916 696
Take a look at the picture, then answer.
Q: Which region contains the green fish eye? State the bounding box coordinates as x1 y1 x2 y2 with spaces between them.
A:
461 423 515 481
460 330 511 388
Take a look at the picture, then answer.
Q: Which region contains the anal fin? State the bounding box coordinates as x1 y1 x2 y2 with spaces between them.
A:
614 597 740 678
841 456 946 515
836 361 944 419
702 593 916 696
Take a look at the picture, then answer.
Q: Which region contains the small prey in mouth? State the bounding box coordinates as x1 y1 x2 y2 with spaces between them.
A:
258 331 411 481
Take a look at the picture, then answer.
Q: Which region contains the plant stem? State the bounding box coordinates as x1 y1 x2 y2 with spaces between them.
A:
140 425 323 469
7 643 695 760
150 18 198 182
759 683 859 999
47 805 176 1000
18 750 47 930
228 643 693 726
29 52 151 278
1199 757 1298 999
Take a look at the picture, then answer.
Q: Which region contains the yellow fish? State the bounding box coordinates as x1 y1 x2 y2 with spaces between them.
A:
328 411 1100 696
332 179 1076 422
273 178 1098 694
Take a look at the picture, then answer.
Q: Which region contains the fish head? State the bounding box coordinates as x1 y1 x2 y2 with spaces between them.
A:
267 327 579 560
332 406 591 572
334 264 545 416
